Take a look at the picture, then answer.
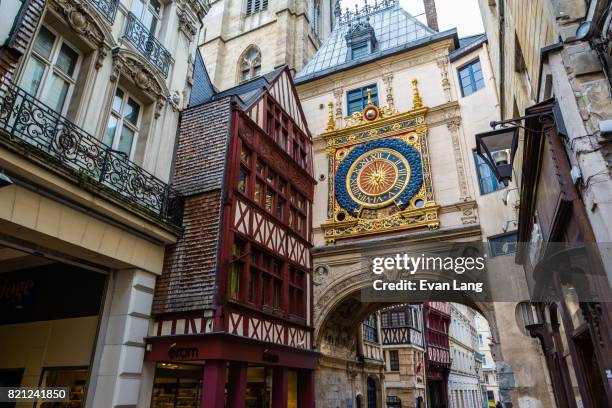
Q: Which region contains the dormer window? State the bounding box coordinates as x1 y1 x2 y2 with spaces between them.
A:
351 42 369 60
345 17 377 61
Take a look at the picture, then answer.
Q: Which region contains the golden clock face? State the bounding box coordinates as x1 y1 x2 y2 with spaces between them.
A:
346 148 411 209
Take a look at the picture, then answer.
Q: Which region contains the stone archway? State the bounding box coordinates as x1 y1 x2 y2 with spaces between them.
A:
313 233 548 408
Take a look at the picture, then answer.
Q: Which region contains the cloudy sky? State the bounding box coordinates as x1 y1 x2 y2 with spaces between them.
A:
340 0 485 37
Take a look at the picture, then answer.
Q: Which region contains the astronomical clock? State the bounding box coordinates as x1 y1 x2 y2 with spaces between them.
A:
321 82 440 243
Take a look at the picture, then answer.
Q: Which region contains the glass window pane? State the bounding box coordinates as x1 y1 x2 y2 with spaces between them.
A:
33 26 56 60
20 57 45 96
104 115 118 146
117 125 135 155
133 0 146 19
124 97 140 125
43 74 70 113
56 43 79 77
112 88 124 112
150 0 162 14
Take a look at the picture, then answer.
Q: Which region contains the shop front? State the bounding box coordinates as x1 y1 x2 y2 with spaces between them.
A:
0 246 107 407
144 332 318 408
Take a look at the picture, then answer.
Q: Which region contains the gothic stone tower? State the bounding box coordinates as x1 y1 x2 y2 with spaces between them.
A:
199 0 335 91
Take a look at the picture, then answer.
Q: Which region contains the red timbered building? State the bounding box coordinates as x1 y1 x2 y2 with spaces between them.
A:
423 302 452 408
144 53 318 408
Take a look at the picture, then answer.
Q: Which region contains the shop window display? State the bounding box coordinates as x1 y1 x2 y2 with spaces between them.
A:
151 363 203 408
37 367 88 407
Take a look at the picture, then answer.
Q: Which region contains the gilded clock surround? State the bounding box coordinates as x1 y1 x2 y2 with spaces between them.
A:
321 81 440 243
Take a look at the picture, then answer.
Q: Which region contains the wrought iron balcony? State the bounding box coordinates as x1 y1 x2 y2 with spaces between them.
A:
0 81 184 229
90 0 119 23
123 12 172 77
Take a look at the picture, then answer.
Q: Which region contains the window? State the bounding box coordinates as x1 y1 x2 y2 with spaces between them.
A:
132 0 163 35
489 233 518 257
389 350 400 371
473 151 504 195
245 0 269 16
312 0 321 36
351 43 369 60
347 85 378 115
227 239 244 300
363 314 378 343
104 87 142 158
240 46 262 82
20 25 80 114
478 334 484 346
458 59 484 97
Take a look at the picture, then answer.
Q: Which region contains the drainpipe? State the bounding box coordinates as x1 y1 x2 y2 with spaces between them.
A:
499 0 506 120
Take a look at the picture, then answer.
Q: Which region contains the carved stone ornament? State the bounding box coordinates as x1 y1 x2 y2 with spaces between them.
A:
111 49 171 118
47 0 116 69
177 9 198 39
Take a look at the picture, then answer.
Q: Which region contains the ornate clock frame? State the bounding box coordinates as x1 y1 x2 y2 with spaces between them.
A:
321 81 440 243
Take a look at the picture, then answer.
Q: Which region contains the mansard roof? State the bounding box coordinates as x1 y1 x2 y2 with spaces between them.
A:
295 0 459 84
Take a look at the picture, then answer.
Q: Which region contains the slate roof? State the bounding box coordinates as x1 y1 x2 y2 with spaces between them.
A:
449 33 487 62
189 51 285 110
295 1 459 84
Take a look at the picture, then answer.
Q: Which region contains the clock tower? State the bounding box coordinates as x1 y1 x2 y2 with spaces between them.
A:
321 81 440 243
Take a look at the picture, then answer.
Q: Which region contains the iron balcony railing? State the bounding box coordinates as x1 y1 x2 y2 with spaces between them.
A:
123 12 172 77
90 0 119 23
0 81 184 228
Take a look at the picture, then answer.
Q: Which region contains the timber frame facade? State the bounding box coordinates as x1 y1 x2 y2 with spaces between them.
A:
146 57 318 407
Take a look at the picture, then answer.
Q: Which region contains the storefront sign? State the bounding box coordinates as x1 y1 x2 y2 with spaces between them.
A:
168 344 199 360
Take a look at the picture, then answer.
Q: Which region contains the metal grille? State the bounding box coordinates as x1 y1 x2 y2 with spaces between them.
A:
89 0 119 23
123 12 172 77
0 81 184 227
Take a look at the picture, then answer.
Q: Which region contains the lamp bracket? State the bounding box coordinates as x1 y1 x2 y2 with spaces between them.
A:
490 111 556 130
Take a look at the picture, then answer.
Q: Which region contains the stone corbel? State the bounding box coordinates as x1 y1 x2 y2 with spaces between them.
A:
155 98 165 119
177 9 198 40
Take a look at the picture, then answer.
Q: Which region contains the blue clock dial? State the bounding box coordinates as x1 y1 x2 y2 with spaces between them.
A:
335 138 423 215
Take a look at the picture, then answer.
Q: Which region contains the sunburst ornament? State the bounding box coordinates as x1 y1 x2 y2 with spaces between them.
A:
359 160 396 195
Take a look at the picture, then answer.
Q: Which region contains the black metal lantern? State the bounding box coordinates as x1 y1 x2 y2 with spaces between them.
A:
475 126 519 186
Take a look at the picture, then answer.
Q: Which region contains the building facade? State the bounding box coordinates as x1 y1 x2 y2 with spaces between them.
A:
448 304 483 408
143 54 318 407
380 304 427 408
294 1 556 407
478 0 612 405
474 311 499 407
198 0 335 91
0 0 208 406
424 302 452 408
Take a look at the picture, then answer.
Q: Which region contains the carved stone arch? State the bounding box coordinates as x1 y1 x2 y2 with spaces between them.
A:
111 48 172 118
236 44 262 83
312 269 501 350
47 0 117 69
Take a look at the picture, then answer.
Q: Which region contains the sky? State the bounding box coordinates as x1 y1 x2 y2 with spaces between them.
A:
340 0 485 38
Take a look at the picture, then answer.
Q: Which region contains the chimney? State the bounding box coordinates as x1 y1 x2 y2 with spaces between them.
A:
423 0 439 32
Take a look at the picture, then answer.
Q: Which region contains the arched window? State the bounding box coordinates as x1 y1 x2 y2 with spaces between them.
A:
245 0 268 16
239 46 262 82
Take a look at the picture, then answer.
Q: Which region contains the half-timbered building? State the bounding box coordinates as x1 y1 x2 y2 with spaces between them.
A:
423 302 452 408
144 52 317 408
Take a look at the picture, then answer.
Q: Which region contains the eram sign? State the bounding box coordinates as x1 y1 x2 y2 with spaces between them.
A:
168 343 199 359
